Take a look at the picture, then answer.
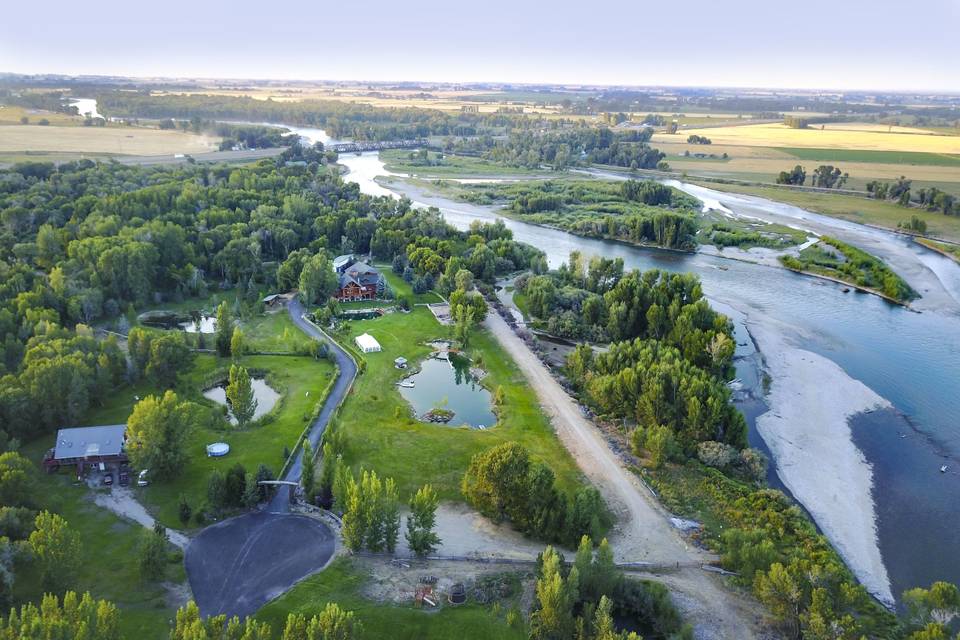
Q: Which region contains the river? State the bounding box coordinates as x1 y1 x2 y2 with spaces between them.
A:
309 140 960 607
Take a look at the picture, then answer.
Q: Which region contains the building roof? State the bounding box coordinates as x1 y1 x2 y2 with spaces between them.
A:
53 425 126 460
355 333 381 351
332 254 354 269
338 261 383 289
262 293 281 303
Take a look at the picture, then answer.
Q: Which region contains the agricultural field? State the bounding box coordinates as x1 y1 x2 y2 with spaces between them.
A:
156 85 568 115
652 122 960 195
0 124 220 156
0 104 84 126
660 122 960 153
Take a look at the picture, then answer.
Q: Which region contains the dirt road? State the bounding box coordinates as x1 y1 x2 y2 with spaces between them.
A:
483 311 772 639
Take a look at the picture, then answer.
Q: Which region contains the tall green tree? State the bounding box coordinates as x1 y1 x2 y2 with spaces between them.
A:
530 545 579 640
406 484 441 558
215 301 234 357
138 523 168 581
125 391 195 479
28 511 82 592
301 440 316 500
298 251 337 305
0 592 120 640
145 332 192 388
226 364 257 426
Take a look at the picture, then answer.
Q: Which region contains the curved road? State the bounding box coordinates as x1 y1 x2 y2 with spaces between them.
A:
186 298 357 618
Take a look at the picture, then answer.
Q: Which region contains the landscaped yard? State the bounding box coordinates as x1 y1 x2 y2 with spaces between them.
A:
330 305 586 502
88 351 334 528
13 449 186 640
256 557 526 640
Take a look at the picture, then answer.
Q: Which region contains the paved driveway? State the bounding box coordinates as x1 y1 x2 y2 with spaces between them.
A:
185 511 335 618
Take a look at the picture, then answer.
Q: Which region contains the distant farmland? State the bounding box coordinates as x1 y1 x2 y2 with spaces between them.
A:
779 147 960 167
0 125 220 156
672 123 960 154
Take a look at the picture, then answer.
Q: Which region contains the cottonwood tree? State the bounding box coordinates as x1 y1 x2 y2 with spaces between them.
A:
125 391 195 479
282 602 362 640
226 364 257 426
138 523 168 581
230 326 245 358
405 484 441 558
0 592 120 639
215 301 234 357
28 511 81 592
298 251 337 305
530 546 579 640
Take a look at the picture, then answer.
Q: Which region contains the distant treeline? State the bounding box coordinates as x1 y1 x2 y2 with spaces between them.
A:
95 91 559 141
448 126 665 171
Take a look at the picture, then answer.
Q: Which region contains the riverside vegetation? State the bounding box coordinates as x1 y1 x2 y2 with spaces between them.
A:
0 117 956 637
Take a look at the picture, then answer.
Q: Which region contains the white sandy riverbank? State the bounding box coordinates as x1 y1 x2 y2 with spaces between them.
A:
749 319 894 606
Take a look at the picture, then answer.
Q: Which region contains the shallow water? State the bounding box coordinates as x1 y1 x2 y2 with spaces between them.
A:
398 354 496 428
203 378 280 424
336 149 960 600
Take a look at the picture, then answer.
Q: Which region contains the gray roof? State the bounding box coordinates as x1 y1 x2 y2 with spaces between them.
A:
332 254 354 269
53 425 126 460
338 261 382 289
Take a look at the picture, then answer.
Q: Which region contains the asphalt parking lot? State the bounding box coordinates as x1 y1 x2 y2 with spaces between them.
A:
185 511 335 618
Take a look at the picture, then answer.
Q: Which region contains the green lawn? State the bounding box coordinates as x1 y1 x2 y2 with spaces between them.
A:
331 306 586 502
376 264 445 304
779 147 960 166
80 351 335 528
242 311 316 354
13 450 185 640
256 557 525 640
696 181 960 243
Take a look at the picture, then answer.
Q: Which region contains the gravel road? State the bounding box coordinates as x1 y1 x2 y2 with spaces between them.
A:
483 311 774 639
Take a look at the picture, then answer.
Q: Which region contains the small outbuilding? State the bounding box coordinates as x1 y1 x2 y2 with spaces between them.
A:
394 356 408 369
355 333 382 353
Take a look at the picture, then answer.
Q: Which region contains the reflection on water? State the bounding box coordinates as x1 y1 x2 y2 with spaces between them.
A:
399 354 496 428
335 150 960 597
181 315 217 333
203 378 280 424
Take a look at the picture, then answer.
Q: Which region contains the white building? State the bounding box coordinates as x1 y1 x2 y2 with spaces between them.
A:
355 333 382 353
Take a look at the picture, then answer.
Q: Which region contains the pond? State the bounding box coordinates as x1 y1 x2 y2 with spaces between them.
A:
203 378 280 425
398 353 496 429
180 314 217 333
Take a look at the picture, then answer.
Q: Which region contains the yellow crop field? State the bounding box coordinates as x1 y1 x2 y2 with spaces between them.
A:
0 125 220 156
0 105 83 126
672 122 960 153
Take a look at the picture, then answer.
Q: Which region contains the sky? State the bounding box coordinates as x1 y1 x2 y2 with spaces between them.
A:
2 0 958 92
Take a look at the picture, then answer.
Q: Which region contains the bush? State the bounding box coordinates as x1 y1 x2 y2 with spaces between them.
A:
696 441 738 469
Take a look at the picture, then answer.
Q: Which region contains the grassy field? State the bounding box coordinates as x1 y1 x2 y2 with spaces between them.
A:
652 135 960 193
779 147 960 166
0 124 220 156
79 343 335 528
0 104 84 126
695 181 960 243
671 122 960 153
15 444 185 640
257 558 525 639
331 304 586 502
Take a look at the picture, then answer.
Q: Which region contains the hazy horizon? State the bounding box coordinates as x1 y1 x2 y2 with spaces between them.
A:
2 0 958 93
